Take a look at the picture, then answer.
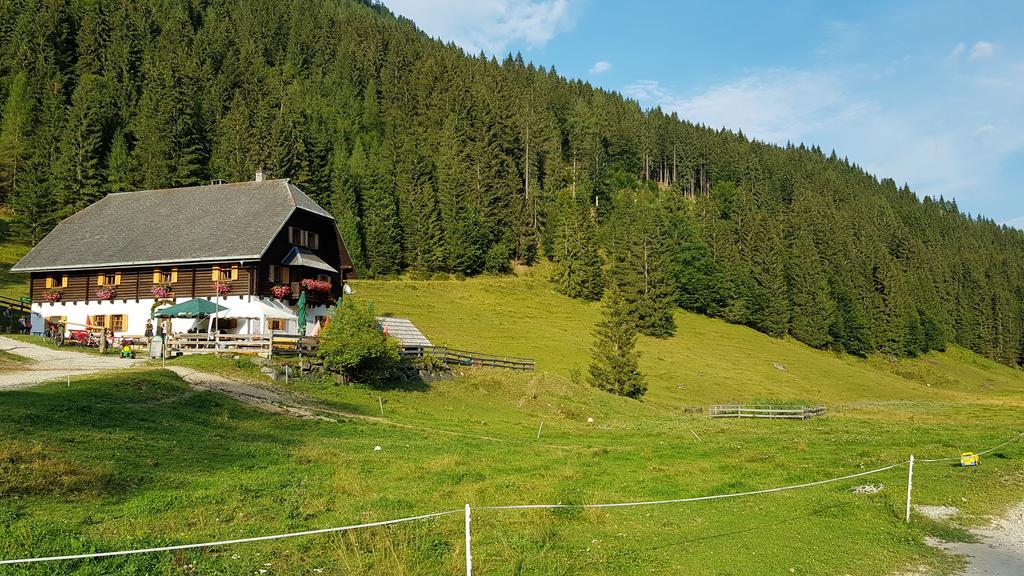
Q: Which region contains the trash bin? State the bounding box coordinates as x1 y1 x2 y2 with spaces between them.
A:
149 336 163 359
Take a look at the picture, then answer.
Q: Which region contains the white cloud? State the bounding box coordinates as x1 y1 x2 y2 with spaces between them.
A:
623 61 1024 221
588 60 611 74
383 0 578 55
1002 216 1024 230
623 71 873 144
970 41 995 59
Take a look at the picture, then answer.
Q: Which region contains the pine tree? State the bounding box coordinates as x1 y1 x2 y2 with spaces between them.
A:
588 289 646 399
0 73 34 205
361 140 402 276
52 74 112 216
105 127 135 193
609 195 677 338
551 194 603 300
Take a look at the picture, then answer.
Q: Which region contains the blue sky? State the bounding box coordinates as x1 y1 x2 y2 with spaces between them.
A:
383 1 1024 227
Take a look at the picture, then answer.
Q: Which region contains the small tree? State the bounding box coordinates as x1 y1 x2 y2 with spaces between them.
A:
318 301 400 383
588 290 646 399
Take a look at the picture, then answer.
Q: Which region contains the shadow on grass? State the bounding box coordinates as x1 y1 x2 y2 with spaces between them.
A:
0 370 310 500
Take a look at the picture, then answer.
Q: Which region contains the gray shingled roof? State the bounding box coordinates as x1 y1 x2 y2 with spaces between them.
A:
282 246 338 273
12 179 335 272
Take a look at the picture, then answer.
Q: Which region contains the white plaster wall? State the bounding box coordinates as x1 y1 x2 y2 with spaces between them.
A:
31 296 336 336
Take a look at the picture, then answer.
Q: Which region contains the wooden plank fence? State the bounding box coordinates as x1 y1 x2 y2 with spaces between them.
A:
167 333 319 357
401 345 535 371
708 404 826 420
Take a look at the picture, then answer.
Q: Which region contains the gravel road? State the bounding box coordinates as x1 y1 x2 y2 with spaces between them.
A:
0 335 144 389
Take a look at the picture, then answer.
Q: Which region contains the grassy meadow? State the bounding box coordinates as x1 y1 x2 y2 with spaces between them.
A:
0 267 1021 575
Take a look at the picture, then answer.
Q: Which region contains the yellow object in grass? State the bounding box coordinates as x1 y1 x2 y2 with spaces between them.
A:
960 452 980 466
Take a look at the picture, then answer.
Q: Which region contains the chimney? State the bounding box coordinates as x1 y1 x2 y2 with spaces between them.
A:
255 169 265 182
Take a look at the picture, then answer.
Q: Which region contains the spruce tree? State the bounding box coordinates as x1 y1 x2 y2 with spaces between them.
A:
551 195 603 300
0 73 33 205
609 195 677 338
588 289 646 399
361 140 403 276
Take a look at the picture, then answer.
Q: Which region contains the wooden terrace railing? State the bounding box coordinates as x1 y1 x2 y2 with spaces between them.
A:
166 333 319 357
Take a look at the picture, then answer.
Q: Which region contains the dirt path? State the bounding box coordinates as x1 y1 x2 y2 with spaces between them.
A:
0 335 144 390
926 502 1024 576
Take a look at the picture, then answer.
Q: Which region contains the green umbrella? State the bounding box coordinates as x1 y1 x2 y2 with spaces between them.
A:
152 298 228 318
296 290 307 336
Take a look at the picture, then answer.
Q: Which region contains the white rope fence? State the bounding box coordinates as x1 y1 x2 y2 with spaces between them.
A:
0 430 1019 570
0 509 462 566
478 461 908 511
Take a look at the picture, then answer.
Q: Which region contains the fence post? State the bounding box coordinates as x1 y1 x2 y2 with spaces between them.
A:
464 503 472 576
905 455 915 523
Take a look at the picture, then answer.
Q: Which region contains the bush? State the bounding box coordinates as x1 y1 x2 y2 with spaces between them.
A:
318 301 400 383
484 243 511 274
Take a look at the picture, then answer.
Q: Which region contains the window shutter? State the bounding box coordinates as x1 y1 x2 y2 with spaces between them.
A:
61 275 68 288
171 268 178 283
114 272 122 285
230 265 239 280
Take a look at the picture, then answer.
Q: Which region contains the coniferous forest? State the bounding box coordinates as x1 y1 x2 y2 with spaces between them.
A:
1 0 1023 366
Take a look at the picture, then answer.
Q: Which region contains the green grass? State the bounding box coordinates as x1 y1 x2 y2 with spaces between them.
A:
0 216 30 302
0 269 1021 575
0 349 29 368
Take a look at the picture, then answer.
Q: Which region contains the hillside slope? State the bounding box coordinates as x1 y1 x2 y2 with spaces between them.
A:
0 272 1021 575
352 270 1024 410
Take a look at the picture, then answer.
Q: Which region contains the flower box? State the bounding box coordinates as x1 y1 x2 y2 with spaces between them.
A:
212 281 231 296
300 278 332 293
43 289 62 303
151 284 173 298
271 284 292 299
95 287 117 301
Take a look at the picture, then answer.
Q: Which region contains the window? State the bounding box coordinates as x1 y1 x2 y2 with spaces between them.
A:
268 265 289 283
287 227 320 250
153 268 178 283
97 272 121 286
89 314 128 333
267 319 286 332
212 265 239 282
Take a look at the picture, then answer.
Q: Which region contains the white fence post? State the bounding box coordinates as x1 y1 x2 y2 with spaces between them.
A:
464 503 472 576
905 455 915 523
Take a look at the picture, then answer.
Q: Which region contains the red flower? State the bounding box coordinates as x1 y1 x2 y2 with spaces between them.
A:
300 278 332 293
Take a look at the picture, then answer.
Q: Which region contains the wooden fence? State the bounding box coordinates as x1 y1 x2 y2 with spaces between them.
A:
167 333 319 357
708 404 826 420
401 345 536 371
